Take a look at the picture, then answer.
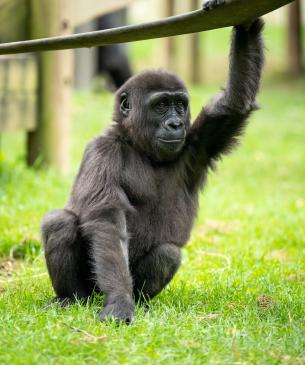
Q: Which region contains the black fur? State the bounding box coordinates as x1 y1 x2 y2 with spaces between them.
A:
42 20 264 323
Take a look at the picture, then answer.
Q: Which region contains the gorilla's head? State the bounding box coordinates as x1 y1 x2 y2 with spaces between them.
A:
114 70 190 162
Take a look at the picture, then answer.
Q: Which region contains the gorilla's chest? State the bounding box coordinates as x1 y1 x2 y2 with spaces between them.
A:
122 162 198 262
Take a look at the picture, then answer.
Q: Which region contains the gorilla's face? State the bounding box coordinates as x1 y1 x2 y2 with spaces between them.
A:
148 91 189 158
120 90 190 162
115 70 191 162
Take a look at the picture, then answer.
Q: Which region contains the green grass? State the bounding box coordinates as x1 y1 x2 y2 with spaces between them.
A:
0 23 305 364
0 79 304 365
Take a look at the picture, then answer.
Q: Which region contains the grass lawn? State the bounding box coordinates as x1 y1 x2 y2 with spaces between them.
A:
0 78 304 365
0 21 305 364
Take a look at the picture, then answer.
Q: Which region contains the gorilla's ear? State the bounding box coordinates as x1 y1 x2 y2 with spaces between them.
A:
120 92 131 117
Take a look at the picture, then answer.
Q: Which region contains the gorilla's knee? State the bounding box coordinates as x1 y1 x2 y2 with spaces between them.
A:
42 209 87 298
41 209 78 252
133 243 181 301
162 243 181 269
159 244 181 284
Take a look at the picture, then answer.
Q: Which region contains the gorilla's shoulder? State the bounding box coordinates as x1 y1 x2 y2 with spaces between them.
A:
83 127 123 161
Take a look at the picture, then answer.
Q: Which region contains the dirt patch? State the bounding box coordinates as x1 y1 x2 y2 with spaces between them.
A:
265 250 288 262
0 259 20 292
180 340 201 349
196 220 241 236
196 313 221 321
256 294 276 310
226 302 245 311
286 270 305 283
0 259 19 277
270 352 305 365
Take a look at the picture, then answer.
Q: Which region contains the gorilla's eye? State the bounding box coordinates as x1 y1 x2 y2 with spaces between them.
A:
176 100 186 113
155 99 170 113
152 99 168 113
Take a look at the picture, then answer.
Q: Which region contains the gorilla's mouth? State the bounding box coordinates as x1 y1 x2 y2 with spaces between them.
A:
157 138 184 144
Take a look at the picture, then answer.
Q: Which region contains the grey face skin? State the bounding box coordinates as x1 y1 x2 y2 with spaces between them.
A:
121 89 190 162
41 18 264 324
152 91 188 152
119 87 190 163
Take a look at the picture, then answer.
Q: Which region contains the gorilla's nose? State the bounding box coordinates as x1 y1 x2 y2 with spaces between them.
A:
165 119 183 131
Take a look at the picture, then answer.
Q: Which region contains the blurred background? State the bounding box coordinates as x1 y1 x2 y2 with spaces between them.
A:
0 0 304 257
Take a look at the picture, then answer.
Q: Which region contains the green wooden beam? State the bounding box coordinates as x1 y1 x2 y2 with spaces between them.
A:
0 0 294 55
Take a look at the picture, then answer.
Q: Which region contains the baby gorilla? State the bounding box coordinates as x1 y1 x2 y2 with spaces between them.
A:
42 17 264 323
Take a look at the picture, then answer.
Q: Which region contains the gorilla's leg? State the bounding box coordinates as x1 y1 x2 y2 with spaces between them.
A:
80 210 134 323
41 209 93 302
132 243 181 302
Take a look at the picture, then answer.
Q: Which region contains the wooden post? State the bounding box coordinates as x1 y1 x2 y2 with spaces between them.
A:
161 0 176 71
27 0 73 173
74 21 97 90
179 0 202 84
188 0 201 84
0 0 28 43
287 0 303 75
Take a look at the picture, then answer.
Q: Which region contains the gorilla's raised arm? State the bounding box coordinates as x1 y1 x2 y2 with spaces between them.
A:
187 19 264 174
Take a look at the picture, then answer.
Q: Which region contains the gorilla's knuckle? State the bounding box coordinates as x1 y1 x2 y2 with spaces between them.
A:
203 0 225 11
99 298 134 324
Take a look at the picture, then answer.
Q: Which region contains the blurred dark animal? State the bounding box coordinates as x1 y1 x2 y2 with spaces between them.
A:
96 10 133 89
42 11 264 323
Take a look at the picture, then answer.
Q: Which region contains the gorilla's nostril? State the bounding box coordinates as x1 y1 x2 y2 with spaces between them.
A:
167 120 183 130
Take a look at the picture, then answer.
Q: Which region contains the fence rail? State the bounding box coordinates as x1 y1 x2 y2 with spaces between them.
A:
0 0 294 55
